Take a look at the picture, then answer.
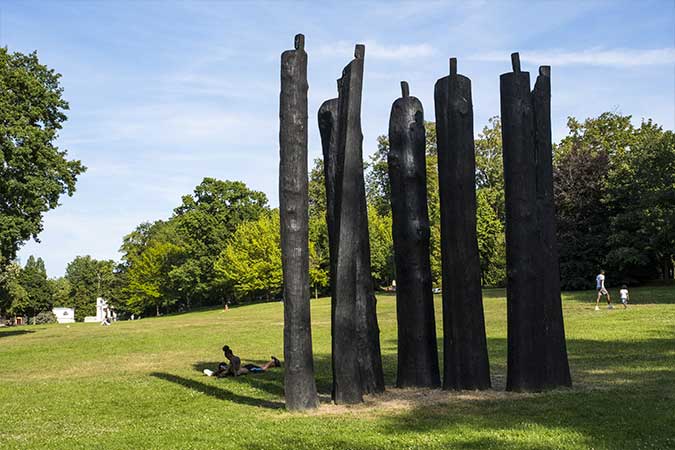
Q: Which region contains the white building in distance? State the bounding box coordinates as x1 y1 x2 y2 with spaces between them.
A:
52 307 75 324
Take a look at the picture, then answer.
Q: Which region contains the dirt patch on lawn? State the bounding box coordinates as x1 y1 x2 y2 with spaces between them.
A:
308 387 530 417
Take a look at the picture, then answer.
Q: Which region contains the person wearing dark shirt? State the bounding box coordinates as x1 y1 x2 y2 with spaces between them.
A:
204 345 280 377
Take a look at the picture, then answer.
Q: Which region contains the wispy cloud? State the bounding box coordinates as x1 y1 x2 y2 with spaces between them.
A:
315 40 436 61
472 48 675 67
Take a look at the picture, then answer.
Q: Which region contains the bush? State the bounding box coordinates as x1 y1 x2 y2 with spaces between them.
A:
33 311 57 324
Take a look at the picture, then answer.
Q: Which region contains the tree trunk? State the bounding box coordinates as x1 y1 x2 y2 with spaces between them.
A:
388 81 440 388
279 33 319 411
435 59 491 391
501 54 571 392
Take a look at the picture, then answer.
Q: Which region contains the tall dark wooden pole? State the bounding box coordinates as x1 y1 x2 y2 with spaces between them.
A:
279 34 319 410
388 81 440 388
318 97 340 399
326 44 384 404
346 46 384 398
501 53 571 392
435 58 491 390
533 65 572 389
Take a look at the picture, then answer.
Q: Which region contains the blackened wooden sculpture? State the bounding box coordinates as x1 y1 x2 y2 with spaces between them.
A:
435 58 491 390
532 64 572 389
279 34 319 410
318 97 340 398
500 53 571 392
321 45 384 404
387 81 440 388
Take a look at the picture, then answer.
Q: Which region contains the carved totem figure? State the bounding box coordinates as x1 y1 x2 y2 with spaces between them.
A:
388 81 440 388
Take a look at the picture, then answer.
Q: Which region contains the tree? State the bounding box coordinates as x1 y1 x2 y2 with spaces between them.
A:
48 277 71 307
604 121 675 282
19 256 52 323
474 117 506 287
0 48 85 267
214 211 283 301
171 178 269 306
476 191 506 286
125 241 183 316
64 256 116 321
308 158 331 297
475 117 505 221
117 220 188 311
0 262 26 318
367 206 394 287
554 113 634 289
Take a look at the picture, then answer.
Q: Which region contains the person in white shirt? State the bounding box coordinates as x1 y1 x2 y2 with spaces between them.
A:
619 285 630 309
595 270 613 310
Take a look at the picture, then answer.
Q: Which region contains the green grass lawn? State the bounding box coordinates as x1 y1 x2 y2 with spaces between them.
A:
1 286 674 449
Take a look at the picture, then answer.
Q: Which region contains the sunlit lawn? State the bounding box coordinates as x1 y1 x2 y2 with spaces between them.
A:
1 285 674 449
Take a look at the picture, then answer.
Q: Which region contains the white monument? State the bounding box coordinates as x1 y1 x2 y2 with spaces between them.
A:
52 307 75 324
84 297 112 323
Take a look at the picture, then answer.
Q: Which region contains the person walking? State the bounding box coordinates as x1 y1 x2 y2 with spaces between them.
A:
619 285 630 308
595 270 613 310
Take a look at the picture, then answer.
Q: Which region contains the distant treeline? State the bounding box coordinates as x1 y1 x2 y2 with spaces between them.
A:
2 113 673 321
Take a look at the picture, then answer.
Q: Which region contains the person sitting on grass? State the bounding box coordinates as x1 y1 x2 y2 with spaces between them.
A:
203 345 281 377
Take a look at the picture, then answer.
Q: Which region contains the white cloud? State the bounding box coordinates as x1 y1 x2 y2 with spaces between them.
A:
315 40 436 61
472 48 675 67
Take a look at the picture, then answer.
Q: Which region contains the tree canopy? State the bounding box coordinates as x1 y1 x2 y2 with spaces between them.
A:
3 111 671 321
0 48 85 266
554 113 675 288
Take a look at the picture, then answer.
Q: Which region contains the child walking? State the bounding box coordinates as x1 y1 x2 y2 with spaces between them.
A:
619 285 630 308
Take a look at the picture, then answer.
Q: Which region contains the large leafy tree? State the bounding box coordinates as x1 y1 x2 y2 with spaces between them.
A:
215 210 328 301
171 178 269 306
125 241 184 316
0 262 26 318
0 48 85 266
554 113 634 289
64 256 116 321
215 211 283 301
604 120 675 282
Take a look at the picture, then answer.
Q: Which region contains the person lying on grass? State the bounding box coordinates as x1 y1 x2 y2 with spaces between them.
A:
203 345 281 377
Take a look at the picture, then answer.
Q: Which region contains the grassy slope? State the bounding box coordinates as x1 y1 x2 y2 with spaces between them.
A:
1 286 674 450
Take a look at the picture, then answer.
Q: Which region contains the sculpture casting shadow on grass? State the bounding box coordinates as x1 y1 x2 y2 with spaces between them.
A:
150 372 285 410
375 333 675 449
154 328 674 449
191 361 286 398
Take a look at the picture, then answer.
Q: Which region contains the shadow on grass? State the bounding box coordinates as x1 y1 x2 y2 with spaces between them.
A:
150 372 285 409
0 328 36 339
192 361 286 398
375 332 675 449
164 329 674 448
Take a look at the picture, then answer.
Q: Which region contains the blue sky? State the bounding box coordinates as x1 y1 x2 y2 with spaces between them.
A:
3 0 674 277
